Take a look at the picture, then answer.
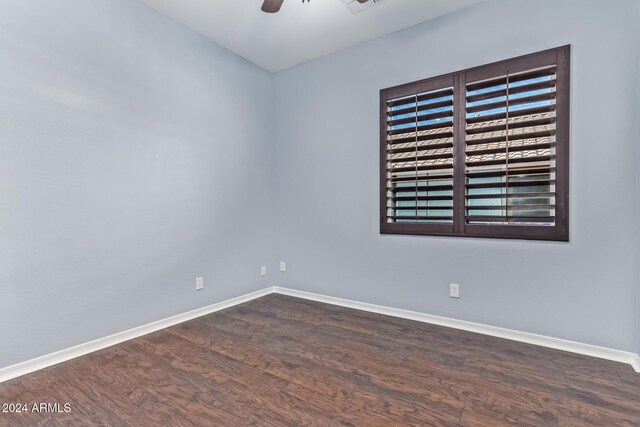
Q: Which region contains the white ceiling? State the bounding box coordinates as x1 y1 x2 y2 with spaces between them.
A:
138 0 482 72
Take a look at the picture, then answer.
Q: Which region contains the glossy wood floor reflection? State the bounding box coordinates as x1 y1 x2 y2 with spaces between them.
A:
1 294 639 426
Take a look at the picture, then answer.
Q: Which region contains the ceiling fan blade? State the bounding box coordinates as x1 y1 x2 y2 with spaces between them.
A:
356 0 369 3
262 0 284 13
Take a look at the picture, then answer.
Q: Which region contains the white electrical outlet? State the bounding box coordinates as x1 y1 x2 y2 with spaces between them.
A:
280 261 286 272
260 266 267 276
196 277 204 291
450 283 460 298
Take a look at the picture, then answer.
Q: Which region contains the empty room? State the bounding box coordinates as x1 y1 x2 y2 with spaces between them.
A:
1 0 639 425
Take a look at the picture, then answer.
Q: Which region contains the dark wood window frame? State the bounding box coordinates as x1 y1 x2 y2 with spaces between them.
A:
380 46 570 241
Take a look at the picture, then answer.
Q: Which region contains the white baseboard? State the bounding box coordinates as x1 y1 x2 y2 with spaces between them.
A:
2 285 638 384
0 287 276 384
272 286 640 373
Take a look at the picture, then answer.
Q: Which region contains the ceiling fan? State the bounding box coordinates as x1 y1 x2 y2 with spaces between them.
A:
261 0 371 13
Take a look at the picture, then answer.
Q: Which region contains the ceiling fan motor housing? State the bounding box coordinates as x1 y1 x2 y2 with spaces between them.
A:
262 0 379 14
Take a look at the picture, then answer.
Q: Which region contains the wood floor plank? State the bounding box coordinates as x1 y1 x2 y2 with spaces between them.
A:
1 294 639 426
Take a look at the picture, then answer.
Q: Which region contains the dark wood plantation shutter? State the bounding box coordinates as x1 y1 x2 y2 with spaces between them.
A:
380 46 569 241
462 47 569 240
381 75 456 236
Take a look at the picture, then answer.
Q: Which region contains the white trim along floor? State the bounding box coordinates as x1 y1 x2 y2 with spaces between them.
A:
1 285 639 383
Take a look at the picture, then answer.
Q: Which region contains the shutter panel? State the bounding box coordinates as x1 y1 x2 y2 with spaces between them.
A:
464 65 558 227
384 85 455 225
380 45 569 240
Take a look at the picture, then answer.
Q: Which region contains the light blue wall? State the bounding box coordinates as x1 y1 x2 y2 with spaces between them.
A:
274 0 640 352
0 0 275 367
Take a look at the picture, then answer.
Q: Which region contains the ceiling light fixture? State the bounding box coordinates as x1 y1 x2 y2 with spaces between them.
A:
341 0 386 15
261 0 370 13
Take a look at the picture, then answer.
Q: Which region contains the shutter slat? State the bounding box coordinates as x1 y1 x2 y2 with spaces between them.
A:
466 117 556 135
466 142 553 157
388 141 453 154
389 152 453 164
392 195 454 201
387 110 454 127
388 215 454 221
389 184 454 192
388 120 452 136
466 179 555 190
466 79 556 103
466 66 556 92
465 155 553 168
390 164 454 173
387 88 454 107
466 105 555 125
466 215 555 223
394 206 454 211
390 174 453 182
466 167 554 179
466 192 555 200
388 131 453 145
389 99 454 117
466 130 555 146
467 204 555 210
466 92 556 114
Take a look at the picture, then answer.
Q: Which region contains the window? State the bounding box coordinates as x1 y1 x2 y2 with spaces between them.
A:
380 46 570 241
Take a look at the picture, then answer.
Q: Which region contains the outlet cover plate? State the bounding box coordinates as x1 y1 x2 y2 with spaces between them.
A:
450 283 460 298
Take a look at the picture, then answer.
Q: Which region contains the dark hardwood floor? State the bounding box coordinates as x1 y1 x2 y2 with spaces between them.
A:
1 293 639 426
